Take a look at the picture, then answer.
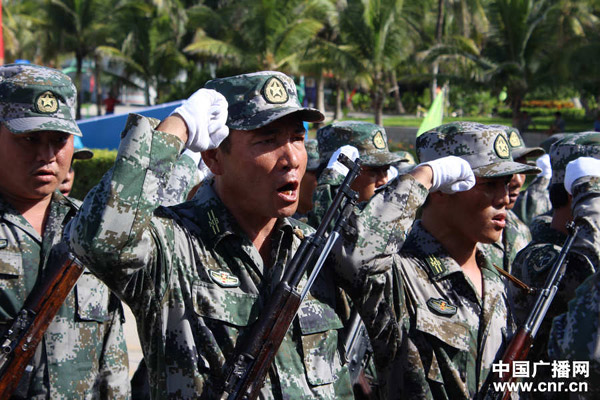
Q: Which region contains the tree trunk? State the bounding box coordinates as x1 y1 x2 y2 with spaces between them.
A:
145 78 151 106
431 0 445 100
344 82 355 112
316 72 325 127
373 83 384 126
389 70 405 114
75 53 83 120
94 54 102 116
334 81 342 120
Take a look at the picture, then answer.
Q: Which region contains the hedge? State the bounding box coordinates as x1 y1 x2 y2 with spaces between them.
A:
70 149 117 200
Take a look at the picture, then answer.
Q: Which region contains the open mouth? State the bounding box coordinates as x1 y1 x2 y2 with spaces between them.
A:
277 182 298 197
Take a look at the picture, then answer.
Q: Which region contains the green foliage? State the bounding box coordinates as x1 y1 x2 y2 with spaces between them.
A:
70 149 117 200
351 92 372 112
449 89 499 116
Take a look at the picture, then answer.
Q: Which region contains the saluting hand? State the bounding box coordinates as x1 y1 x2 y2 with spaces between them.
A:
420 155 475 193
564 157 600 194
172 88 229 152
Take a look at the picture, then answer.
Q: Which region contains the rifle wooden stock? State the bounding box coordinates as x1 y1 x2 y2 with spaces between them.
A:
482 222 580 400
0 252 84 398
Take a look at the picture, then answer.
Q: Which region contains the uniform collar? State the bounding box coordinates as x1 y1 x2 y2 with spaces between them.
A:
166 180 294 249
405 221 500 281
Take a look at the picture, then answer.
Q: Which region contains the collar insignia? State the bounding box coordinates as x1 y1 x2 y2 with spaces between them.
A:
263 77 288 104
494 134 510 159
207 209 220 235
373 131 386 149
210 270 240 288
427 298 457 316
35 91 59 114
425 254 445 277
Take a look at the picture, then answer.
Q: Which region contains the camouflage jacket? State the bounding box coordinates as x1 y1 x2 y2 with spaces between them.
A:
69 114 354 400
512 177 599 363
548 176 600 362
336 218 517 400
478 209 531 274
0 192 129 400
513 176 551 226
158 151 200 206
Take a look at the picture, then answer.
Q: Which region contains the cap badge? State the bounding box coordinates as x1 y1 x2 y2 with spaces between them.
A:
373 131 386 149
494 134 510 159
263 77 288 104
427 298 457 316
35 91 59 114
508 131 522 148
209 270 240 288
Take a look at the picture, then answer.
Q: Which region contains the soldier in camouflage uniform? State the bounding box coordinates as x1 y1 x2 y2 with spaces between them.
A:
293 138 320 222
309 121 406 227
69 71 360 399
479 127 542 272
0 64 129 399
333 122 540 399
511 133 600 397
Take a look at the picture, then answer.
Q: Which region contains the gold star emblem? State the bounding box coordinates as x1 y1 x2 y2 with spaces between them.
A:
494 134 510 159
35 91 58 113
508 131 521 147
263 77 288 104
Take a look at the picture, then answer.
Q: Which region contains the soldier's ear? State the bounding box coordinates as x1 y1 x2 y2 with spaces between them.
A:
201 149 223 175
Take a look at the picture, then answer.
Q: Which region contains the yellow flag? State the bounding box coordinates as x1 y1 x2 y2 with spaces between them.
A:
417 89 445 137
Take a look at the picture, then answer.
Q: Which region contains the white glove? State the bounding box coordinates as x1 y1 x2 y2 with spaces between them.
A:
387 165 399 182
421 155 475 193
171 88 229 152
564 157 600 194
327 145 360 176
536 154 552 179
198 159 214 181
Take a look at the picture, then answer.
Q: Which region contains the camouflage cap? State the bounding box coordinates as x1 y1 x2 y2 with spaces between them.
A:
417 121 541 178
204 71 323 130
491 125 544 160
0 63 81 136
72 135 93 160
541 133 573 153
316 121 405 167
392 150 416 165
305 138 320 171
550 132 600 185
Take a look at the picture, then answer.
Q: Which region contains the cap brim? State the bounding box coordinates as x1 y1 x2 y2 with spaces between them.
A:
361 152 407 167
5 116 82 137
512 147 545 160
229 107 324 131
472 161 541 177
73 148 94 160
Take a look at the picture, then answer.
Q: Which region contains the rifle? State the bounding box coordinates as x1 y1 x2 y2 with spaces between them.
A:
221 154 362 400
482 221 581 400
343 309 375 399
0 247 85 398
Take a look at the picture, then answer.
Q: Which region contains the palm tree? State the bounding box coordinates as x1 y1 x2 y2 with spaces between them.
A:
98 0 189 105
424 0 559 121
337 0 407 125
44 0 116 118
2 0 48 64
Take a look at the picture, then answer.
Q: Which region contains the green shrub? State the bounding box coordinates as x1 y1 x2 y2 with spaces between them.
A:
70 149 117 200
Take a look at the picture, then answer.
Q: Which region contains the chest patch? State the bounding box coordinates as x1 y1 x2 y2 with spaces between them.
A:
209 270 240 288
427 298 458 316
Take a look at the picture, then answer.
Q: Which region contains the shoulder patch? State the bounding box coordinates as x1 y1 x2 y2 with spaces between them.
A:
209 270 240 288
529 245 560 273
427 298 457 316
425 254 446 277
